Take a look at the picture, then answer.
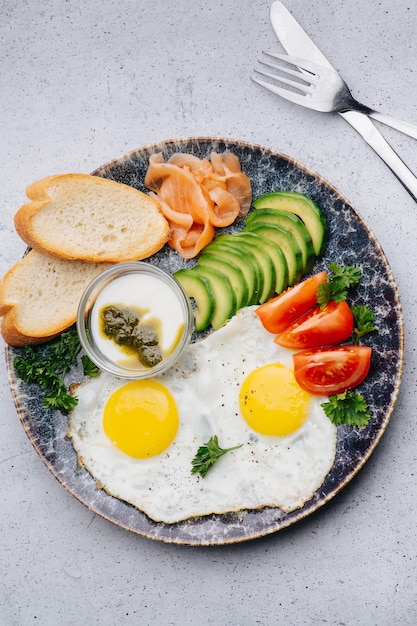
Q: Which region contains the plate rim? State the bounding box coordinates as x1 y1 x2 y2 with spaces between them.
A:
6 136 405 545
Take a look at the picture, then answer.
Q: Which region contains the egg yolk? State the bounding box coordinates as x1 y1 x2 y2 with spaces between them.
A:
239 363 311 436
103 380 179 458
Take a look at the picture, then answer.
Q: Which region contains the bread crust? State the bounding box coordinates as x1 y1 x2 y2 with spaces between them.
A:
0 306 62 346
0 249 112 346
14 174 171 263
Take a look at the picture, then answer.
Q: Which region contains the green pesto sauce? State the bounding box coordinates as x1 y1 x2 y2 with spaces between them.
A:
100 305 163 368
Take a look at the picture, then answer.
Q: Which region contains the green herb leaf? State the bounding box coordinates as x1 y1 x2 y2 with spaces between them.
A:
82 354 100 377
44 389 78 413
351 304 378 344
13 328 83 414
321 390 371 427
317 263 362 308
191 435 243 478
48 328 82 368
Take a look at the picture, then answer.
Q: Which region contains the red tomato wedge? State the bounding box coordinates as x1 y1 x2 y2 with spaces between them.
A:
293 345 372 395
275 300 354 349
255 271 327 334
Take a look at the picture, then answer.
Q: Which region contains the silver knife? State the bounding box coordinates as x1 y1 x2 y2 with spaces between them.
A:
270 1 417 138
269 1 417 202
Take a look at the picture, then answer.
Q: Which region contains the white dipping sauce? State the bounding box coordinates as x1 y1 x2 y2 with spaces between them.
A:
90 273 185 369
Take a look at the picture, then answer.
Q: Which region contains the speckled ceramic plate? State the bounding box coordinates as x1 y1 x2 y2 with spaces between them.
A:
6 138 403 545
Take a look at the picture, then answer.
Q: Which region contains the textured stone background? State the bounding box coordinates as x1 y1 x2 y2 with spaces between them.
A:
1 1 416 624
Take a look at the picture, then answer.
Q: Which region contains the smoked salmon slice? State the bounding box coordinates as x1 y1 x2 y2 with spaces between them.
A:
144 151 252 258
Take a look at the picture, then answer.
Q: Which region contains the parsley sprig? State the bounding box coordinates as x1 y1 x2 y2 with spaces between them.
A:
351 304 378 344
322 390 371 427
14 329 99 413
317 263 362 308
191 435 243 478
81 354 100 377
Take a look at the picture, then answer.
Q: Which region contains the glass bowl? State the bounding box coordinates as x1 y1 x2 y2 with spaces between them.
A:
77 262 193 379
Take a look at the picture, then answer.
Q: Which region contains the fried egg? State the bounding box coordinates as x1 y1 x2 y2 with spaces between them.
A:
69 306 337 523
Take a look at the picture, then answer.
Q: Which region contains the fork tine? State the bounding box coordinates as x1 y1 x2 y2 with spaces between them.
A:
251 75 310 108
255 64 314 94
262 52 321 76
258 52 313 84
259 57 313 84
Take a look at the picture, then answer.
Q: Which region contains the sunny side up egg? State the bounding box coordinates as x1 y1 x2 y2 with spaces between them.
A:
68 306 337 524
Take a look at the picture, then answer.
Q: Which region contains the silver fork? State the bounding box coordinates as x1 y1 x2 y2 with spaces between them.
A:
253 52 417 139
252 52 417 202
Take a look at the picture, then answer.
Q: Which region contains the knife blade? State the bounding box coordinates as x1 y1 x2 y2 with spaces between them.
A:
268 1 417 202
270 1 334 71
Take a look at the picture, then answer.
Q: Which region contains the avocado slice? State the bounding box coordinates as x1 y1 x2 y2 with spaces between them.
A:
190 266 237 329
231 230 288 295
245 222 303 286
252 191 327 257
246 208 315 274
174 269 215 332
199 244 258 306
211 235 275 304
204 239 263 305
198 253 250 309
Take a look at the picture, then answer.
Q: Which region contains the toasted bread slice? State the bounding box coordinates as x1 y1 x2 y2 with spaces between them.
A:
14 174 171 262
0 249 112 346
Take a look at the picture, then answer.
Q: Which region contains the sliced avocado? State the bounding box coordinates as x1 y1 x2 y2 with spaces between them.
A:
191 266 236 329
252 191 327 256
204 238 263 305
246 222 303 286
199 245 259 305
231 230 288 295
246 208 315 274
174 269 215 332
198 253 250 309
214 234 276 303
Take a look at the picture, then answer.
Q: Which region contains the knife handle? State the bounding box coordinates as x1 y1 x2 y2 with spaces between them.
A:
340 110 417 203
368 110 417 141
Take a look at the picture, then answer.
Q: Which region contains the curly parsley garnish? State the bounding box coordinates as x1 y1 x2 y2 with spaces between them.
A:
351 304 378 344
81 354 100 378
14 329 98 413
322 390 371 427
317 263 362 308
191 435 243 478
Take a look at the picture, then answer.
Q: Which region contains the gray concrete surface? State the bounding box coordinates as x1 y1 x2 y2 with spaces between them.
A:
1 0 416 623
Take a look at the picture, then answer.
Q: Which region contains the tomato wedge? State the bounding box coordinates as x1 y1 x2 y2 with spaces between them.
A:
255 270 327 334
293 345 372 395
275 300 354 349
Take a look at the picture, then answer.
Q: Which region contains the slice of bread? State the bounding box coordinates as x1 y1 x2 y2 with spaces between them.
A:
14 174 171 262
0 249 113 346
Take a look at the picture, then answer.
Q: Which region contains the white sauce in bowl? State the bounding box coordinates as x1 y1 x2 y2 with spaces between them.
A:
90 273 186 370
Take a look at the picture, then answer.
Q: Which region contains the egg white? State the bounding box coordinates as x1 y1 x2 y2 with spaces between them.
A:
69 306 337 523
